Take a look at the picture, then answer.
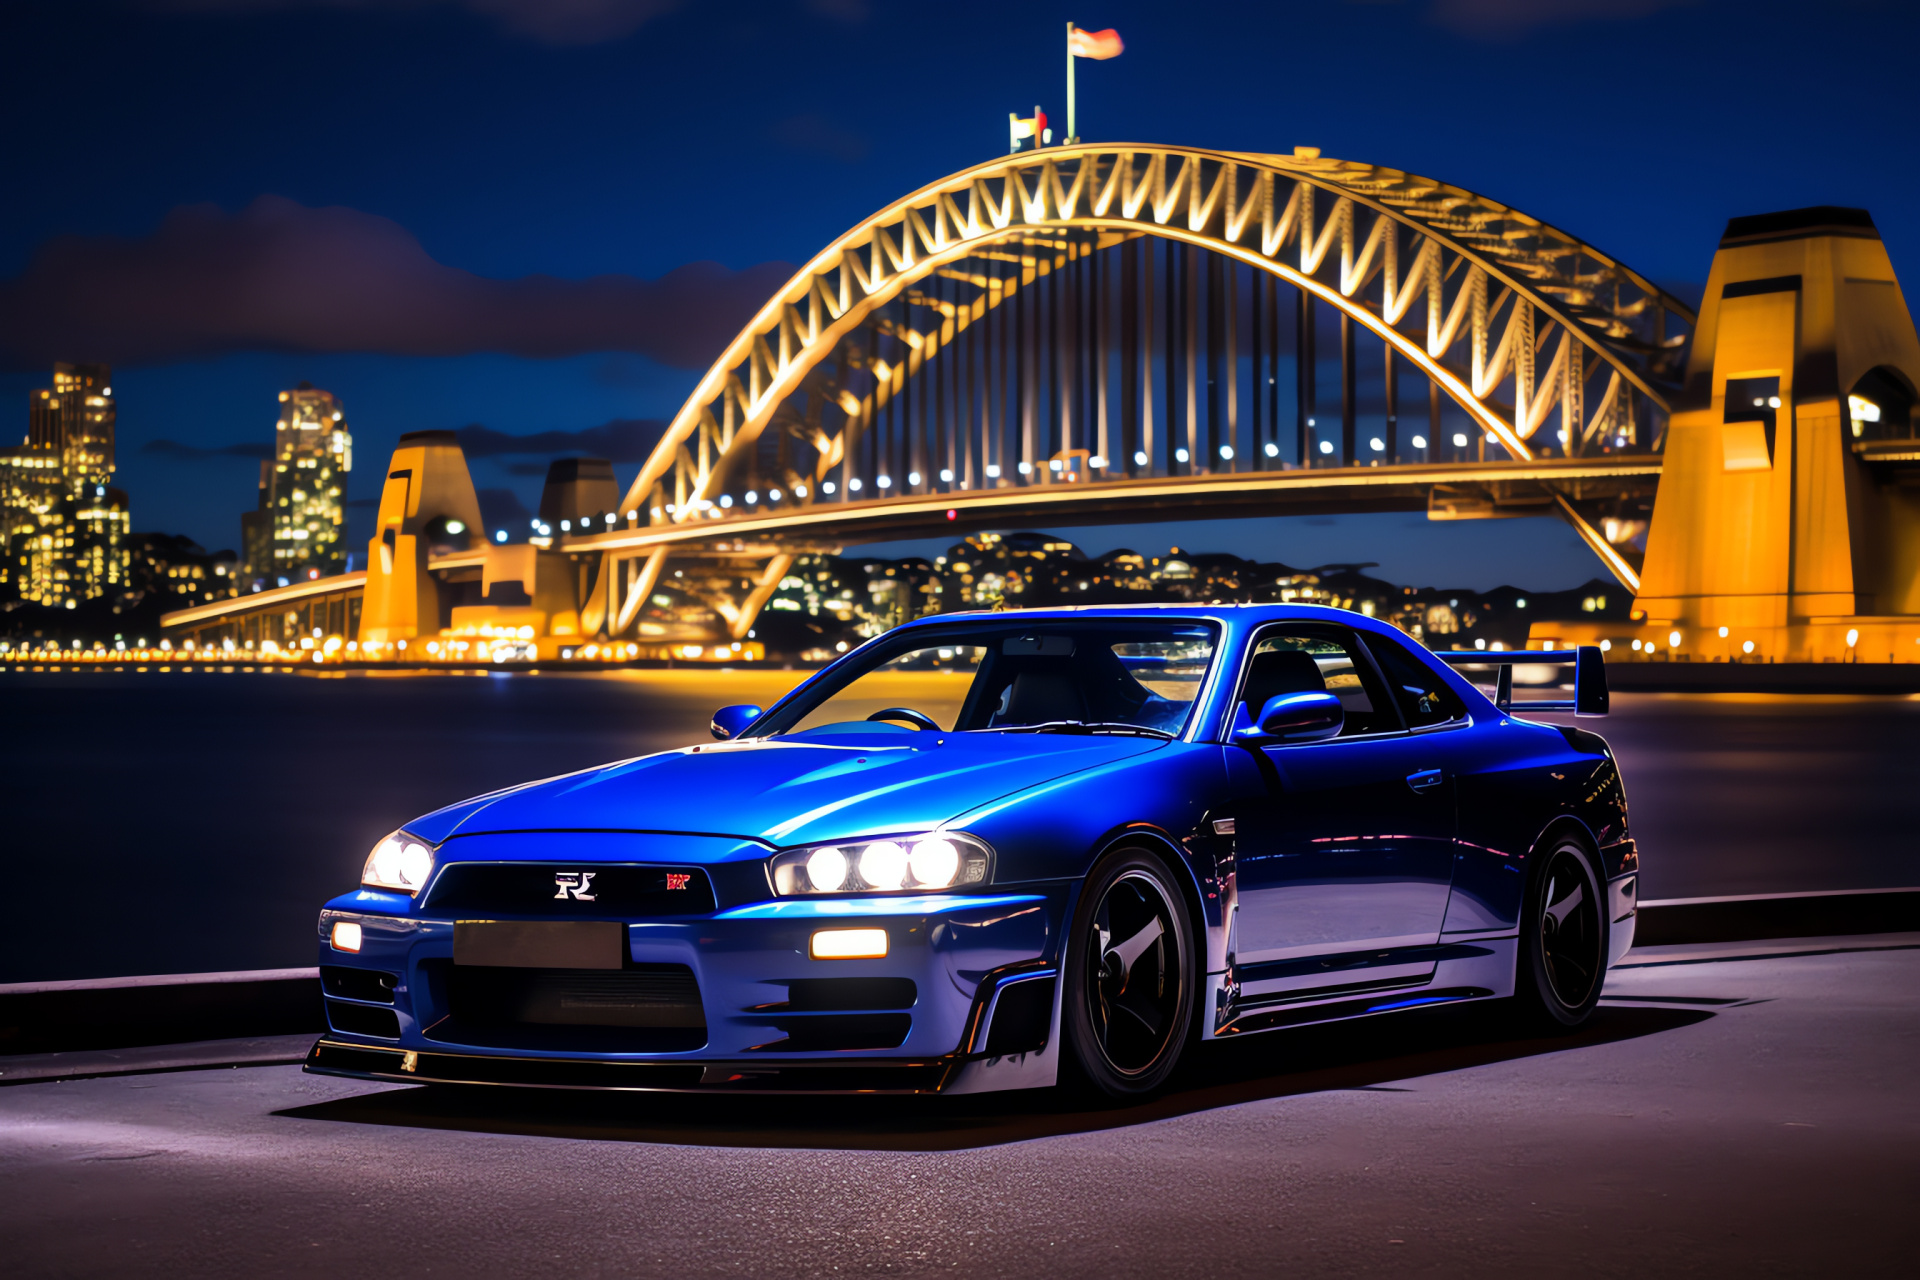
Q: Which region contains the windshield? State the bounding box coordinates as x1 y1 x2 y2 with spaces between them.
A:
759 620 1220 739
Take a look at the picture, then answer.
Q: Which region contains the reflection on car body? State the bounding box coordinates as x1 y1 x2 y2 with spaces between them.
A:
307 604 1633 1098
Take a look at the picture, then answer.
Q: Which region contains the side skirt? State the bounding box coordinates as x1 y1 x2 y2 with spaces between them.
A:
1205 936 1518 1039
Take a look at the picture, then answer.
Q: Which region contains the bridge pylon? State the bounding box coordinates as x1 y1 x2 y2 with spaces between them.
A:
358 430 486 648
1537 207 1920 662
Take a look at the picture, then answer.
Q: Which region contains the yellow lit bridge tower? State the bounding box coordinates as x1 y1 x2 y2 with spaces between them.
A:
1627 207 1920 662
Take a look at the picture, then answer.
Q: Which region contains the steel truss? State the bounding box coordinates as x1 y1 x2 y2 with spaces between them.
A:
590 147 1694 634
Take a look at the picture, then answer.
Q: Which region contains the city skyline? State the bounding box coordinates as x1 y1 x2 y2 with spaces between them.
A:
0 358 1625 604
1 363 129 608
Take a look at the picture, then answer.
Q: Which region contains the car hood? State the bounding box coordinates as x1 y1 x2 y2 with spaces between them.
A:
410 727 1167 848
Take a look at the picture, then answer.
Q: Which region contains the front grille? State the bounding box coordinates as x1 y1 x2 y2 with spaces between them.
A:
425 863 716 917
430 963 707 1053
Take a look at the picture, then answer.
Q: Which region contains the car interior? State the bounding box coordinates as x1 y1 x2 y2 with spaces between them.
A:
777 624 1216 736
1233 630 1400 737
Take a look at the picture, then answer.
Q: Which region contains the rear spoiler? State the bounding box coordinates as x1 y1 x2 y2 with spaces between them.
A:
1432 646 1609 717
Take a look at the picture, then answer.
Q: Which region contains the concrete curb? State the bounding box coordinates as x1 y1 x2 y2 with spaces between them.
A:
0 967 322 1058
1604 662 1920 694
0 1033 319 1086
1613 932 1920 969
1635 887 1920 946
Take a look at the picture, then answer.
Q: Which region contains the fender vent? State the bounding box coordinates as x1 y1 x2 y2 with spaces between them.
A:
983 977 1055 1056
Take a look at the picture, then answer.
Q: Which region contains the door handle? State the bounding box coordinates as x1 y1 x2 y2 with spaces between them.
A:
1406 769 1444 793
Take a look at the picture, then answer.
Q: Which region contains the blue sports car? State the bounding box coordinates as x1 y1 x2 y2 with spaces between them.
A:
306 605 1633 1097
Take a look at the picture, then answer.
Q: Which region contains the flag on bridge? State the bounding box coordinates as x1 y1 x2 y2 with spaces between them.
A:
1064 25 1122 145
1009 107 1049 153
1068 26 1124 60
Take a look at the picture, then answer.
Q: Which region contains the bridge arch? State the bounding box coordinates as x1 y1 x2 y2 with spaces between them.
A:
620 146 1690 524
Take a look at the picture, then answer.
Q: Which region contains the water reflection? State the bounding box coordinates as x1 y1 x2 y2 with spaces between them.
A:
2 672 1915 983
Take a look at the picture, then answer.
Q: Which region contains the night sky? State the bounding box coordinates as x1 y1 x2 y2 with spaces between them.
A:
4 0 1914 588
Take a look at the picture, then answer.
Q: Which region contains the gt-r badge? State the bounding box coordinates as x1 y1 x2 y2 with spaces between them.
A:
553 871 596 901
665 873 690 891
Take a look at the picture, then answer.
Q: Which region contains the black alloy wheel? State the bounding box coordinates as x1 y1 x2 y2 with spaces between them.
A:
1517 837 1607 1029
1063 848 1194 1097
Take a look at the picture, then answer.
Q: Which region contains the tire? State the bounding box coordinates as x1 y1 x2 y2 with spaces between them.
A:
1515 834 1608 1030
1062 847 1196 1098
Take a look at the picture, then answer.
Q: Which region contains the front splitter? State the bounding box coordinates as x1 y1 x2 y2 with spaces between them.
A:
303 1038 959 1094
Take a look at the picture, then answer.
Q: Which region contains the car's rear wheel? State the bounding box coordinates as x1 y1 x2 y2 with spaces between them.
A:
1062 847 1195 1097
1515 835 1607 1030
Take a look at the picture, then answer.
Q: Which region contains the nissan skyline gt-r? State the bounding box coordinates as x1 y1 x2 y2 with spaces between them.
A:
305 604 1635 1098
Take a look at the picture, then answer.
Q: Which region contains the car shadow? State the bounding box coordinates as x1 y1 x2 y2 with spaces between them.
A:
273 1001 1710 1152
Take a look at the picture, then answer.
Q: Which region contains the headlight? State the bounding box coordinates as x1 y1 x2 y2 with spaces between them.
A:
771 833 991 896
362 831 436 894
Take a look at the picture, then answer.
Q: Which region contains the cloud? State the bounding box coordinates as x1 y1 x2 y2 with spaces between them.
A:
151 0 687 46
770 113 871 164
0 196 793 371
454 418 665 461
142 438 275 460
1427 0 1703 37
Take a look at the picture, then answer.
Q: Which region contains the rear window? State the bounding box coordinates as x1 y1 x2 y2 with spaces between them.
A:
1363 632 1466 727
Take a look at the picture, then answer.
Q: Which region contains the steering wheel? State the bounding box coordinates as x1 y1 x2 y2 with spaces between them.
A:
866 707 941 732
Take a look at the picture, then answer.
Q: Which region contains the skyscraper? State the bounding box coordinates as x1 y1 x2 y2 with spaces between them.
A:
244 383 352 585
1 363 128 607
30 363 116 498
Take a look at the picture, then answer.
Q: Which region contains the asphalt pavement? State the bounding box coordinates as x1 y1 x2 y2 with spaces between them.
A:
3 940 1915 1278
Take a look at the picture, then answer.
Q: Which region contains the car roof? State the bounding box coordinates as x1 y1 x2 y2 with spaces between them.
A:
891 602 1389 629
773 600 1497 743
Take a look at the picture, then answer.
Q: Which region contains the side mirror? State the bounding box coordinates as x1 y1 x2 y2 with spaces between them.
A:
709 704 765 741
1575 645 1610 716
1235 691 1344 744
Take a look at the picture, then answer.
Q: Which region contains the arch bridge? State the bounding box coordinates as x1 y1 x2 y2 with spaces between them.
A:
565 143 1691 639
166 147 1920 662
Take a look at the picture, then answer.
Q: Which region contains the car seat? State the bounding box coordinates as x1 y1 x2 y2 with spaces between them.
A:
1240 648 1326 718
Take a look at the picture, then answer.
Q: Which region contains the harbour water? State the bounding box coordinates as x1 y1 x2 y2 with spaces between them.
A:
4 669 1916 983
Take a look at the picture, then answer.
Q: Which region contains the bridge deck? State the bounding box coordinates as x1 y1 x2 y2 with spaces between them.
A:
568 455 1661 555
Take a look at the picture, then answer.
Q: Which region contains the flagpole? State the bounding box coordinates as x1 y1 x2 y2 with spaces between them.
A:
1066 21 1076 144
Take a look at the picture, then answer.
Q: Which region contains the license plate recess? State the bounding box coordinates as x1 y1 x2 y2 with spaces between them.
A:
453 920 625 970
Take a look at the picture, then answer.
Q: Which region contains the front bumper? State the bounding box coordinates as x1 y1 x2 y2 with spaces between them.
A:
1604 838 1638 968
307 887 1070 1094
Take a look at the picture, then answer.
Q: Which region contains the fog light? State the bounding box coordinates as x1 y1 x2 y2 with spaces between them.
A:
811 928 887 959
331 921 363 953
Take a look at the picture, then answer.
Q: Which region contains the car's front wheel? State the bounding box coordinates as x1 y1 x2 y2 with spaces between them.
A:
1062 847 1195 1097
1515 834 1608 1030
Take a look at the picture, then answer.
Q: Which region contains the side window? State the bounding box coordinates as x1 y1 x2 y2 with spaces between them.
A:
1238 629 1400 737
1364 632 1466 728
